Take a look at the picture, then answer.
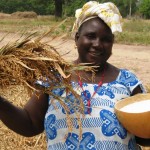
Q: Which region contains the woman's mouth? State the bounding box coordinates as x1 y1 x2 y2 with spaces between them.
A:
89 51 103 56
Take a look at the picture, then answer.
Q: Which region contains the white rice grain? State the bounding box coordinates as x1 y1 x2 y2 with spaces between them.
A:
120 100 150 113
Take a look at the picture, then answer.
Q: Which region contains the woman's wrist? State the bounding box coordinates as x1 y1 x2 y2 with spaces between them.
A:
0 96 9 110
0 96 4 108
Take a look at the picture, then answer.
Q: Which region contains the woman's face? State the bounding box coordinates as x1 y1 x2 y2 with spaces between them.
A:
75 17 114 66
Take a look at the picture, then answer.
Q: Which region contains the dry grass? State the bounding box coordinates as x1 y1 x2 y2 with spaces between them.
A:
146 85 150 93
0 13 11 19
0 28 96 149
0 85 47 150
11 11 37 19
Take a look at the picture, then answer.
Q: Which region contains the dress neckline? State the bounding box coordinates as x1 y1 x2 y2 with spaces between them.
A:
71 69 122 85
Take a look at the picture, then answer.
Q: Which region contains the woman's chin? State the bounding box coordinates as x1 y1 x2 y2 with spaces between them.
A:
86 62 101 67
88 60 101 65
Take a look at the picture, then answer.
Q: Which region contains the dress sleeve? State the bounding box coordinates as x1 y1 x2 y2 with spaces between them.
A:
117 69 146 94
35 77 65 96
35 78 50 88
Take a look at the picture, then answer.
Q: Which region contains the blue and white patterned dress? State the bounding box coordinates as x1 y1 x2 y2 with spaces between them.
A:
43 69 145 150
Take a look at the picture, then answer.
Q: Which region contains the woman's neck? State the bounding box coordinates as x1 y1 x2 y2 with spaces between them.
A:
74 59 108 73
72 60 109 84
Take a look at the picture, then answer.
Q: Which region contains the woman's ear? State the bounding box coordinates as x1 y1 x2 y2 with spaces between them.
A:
75 32 79 43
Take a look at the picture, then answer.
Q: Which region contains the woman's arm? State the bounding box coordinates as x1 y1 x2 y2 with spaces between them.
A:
0 91 49 137
135 137 150 147
131 85 150 146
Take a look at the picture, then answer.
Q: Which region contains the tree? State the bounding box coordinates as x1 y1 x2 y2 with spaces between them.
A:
54 0 63 18
63 0 86 17
139 0 150 18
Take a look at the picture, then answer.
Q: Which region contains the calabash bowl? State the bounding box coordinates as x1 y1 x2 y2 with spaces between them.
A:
115 93 150 138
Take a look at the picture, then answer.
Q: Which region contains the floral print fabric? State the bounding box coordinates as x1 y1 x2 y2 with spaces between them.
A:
44 69 145 150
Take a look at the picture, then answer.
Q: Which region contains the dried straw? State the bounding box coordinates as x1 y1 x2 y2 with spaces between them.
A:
146 85 150 93
0 33 94 89
0 30 96 138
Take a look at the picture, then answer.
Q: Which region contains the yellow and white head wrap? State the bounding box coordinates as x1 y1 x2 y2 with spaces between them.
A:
72 1 123 34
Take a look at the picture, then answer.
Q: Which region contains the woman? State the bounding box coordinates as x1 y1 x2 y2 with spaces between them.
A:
0 1 149 150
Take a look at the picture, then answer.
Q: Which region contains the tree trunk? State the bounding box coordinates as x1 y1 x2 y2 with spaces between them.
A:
129 0 132 17
54 0 63 18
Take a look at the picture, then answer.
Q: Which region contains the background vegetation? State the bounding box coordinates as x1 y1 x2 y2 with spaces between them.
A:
0 0 150 18
0 16 150 45
0 0 150 46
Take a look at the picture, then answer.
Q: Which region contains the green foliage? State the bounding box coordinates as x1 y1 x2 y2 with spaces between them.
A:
139 0 150 19
0 0 148 18
0 0 54 15
63 0 86 16
63 0 138 17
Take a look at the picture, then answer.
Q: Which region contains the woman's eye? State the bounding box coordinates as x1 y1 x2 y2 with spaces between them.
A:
86 34 95 39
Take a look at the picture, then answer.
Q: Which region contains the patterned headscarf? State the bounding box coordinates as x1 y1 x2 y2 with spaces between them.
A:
72 1 123 33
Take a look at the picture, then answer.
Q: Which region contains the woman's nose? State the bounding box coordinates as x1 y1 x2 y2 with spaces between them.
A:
93 38 103 48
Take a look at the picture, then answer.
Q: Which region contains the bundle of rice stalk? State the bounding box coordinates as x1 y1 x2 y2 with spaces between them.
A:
146 85 150 93
0 31 96 136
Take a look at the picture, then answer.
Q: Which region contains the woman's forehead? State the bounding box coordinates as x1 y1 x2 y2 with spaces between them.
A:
79 18 111 33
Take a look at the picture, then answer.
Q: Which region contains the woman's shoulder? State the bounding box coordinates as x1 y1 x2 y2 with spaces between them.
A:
116 68 143 88
106 64 140 84
117 68 138 80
